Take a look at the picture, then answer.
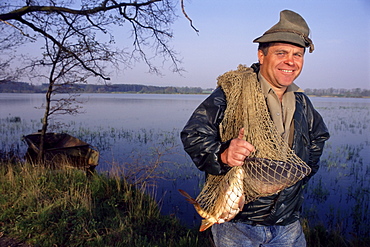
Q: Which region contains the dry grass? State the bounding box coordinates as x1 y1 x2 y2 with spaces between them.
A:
0 161 210 247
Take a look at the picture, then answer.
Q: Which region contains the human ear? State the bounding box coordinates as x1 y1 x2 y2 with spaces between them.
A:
258 50 264 64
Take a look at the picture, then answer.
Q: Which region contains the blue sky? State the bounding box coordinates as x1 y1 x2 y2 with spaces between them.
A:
12 0 369 89
115 0 369 89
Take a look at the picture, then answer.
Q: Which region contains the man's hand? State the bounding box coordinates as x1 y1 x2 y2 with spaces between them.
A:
220 128 255 167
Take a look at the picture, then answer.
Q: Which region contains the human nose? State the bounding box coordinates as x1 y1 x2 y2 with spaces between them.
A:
285 54 294 66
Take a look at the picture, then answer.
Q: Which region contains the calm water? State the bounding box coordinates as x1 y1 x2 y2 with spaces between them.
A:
0 93 369 238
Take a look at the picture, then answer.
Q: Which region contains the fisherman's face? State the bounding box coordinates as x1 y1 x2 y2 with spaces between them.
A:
258 43 305 90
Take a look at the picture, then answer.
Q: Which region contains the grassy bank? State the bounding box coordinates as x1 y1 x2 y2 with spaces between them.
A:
0 161 211 246
1 161 368 247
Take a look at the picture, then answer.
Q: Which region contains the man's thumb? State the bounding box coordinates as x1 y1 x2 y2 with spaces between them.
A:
238 128 245 140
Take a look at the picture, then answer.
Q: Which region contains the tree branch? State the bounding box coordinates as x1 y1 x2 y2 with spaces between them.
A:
0 18 36 40
181 0 199 33
16 16 111 80
0 0 162 21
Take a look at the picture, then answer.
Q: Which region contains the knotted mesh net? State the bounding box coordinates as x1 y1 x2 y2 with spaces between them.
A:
194 65 311 223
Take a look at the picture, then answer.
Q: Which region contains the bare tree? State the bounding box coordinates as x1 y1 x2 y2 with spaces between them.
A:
0 0 190 77
0 18 27 83
0 0 196 161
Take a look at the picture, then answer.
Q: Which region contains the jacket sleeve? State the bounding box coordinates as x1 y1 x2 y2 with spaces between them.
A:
306 97 330 176
180 87 231 175
294 93 330 181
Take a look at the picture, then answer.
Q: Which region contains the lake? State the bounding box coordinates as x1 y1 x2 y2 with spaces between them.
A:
0 93 369 238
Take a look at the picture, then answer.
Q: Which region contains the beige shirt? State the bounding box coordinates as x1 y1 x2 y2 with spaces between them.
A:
258 73 303 144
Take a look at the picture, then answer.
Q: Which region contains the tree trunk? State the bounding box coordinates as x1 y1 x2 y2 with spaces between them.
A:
38 87 52 163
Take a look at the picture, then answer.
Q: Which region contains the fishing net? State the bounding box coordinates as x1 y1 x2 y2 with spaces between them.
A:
194 65 311 221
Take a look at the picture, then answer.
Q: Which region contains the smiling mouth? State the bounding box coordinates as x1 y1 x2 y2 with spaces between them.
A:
280 69 294 73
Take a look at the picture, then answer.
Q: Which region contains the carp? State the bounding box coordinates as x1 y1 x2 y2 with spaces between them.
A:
179 167 245 231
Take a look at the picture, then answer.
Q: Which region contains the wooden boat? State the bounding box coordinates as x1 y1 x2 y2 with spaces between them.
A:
23 132 99 171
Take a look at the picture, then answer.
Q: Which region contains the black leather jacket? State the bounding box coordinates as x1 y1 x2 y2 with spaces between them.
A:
181 73 330 226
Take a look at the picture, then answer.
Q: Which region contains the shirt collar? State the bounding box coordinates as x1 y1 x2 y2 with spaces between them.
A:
258 72 303 98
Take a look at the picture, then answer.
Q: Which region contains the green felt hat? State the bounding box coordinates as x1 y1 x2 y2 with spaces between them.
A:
253 10 314 53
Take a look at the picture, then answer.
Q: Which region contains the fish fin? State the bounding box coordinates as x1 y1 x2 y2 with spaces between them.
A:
178 189 191 198
199 219 214 232
219 211 228 219
178 189 198 204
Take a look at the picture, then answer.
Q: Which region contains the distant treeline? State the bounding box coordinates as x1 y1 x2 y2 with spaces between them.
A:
0 81 209 94
0 81 369 97
304 88 370 98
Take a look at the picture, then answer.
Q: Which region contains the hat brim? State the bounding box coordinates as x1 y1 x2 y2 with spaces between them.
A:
253 32 306 48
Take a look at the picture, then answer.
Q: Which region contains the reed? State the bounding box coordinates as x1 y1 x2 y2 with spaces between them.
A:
302 218 370 247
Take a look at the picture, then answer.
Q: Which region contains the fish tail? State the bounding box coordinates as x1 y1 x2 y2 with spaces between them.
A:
178 189 211 220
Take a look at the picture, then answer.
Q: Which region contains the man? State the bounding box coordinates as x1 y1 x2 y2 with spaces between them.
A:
181 10 330 246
